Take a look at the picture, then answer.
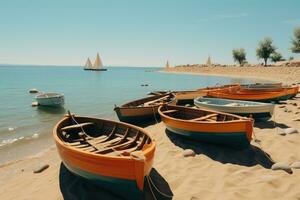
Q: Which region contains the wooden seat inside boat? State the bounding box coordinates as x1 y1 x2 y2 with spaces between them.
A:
61 122 94 131
60 119 150 156
162 109 178 114
160 105 239 122
190 114 218 121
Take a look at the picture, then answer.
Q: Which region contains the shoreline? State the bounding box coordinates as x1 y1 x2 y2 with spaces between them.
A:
160 70 278 83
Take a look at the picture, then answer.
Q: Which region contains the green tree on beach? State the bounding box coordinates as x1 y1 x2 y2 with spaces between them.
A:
232 48 246 66
256 37 276 66
291 27 300 53
270 51 285 63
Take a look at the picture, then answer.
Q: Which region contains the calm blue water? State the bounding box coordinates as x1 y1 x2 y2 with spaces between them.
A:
0 65 257 163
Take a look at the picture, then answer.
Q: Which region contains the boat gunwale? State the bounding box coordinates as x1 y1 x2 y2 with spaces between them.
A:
53 116 156 160
158 104 252 124
114 93 175 109
36 92 64 99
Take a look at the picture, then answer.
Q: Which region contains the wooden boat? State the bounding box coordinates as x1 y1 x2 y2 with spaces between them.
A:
158 105 253 148
53 113 155 199
175 83 240 104
194 97 275 120
207 87 295 102
36 93 64 106
114 93 175 124
84 53 107 71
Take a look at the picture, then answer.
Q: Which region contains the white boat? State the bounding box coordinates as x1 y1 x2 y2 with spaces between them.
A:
194 97 274 120
36 93 65 107
84 53 107 71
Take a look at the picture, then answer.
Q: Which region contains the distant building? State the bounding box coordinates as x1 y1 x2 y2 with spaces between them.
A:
165 60 170 69
206 56 212 66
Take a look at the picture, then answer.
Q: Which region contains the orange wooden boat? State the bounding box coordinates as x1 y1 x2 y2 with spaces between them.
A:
207 86 296 102
114 93 175 124
175 83 240 104
53 113 156 199
240 85 299 97
158 105 253 148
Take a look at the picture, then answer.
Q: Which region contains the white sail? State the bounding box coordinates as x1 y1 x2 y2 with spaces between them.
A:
85 58 93 68
93 53 103 69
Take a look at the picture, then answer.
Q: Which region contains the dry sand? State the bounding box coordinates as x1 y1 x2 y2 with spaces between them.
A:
164 66 300 85
1 67 300 200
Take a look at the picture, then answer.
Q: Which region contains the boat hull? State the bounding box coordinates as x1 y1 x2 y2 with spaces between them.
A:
166 125 250 148
36 93 64 107
53 116 155 200
114 93 175 124
63 162 144 200
84 68 107 71
114 106 159 124
159 105 253 148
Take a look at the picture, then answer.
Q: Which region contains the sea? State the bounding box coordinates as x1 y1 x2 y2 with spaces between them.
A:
0 65 261 163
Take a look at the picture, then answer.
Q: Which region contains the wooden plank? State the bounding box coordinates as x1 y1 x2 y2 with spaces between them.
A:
61 122 93 131
190 114 218 121
162 110 178 114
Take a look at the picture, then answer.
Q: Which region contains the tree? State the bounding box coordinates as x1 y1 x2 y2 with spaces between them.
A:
232 48 246 66
291 27 300 53
256 37 276 66
270 51 285 63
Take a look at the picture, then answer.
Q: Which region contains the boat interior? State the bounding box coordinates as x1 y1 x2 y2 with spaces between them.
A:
160 105 241 122
57 116 152 156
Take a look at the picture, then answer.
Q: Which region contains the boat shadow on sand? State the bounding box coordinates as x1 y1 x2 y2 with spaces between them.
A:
254 120 290 129
165 130 274 169
59 163 173 200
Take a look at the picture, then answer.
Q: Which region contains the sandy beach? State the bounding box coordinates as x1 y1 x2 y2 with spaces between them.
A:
164 66 300 85
1 67 300 200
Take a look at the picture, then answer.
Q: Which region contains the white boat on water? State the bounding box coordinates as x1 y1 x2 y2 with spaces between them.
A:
194 97 274 120
84 53 107 71
36 93 65 107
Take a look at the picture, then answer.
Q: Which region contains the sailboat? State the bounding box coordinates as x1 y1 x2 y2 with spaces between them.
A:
84 53 107 71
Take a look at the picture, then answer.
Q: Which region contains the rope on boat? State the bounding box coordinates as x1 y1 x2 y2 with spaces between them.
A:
67 111 88 136
152 105 159 124
146 175 173 200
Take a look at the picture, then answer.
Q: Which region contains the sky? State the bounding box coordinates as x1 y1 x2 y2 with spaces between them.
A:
0 0 300 67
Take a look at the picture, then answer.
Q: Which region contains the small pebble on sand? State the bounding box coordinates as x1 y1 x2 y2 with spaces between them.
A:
279 105 286 108
277 129 286 136
290 161 300 169
271 162 292 173
284 128 298 134
182 149 196 157
33 164 49 173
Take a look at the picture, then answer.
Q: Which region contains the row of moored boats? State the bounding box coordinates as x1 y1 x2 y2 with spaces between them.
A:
53 82 299 199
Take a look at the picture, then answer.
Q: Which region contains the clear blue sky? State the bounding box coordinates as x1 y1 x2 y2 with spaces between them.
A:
0 0 299 67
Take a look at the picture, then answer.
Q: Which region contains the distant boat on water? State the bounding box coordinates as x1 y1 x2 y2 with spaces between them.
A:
36 93 64 107
84 53 107 71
